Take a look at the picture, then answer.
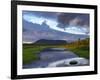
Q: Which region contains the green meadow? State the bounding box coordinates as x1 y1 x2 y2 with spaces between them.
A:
64 38 89 59
23 38 89 65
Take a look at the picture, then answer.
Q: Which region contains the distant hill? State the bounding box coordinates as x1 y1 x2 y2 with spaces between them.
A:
34 39 67 45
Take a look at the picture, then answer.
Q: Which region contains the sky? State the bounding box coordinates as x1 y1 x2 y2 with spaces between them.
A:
22 11 90 43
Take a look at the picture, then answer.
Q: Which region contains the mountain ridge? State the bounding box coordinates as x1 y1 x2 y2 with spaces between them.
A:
33 39 67 45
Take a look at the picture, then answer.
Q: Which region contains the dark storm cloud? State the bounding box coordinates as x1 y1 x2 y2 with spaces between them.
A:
57 13 89 28
23 11 89 28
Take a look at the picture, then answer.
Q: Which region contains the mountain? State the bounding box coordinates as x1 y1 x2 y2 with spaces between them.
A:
34 39 67 45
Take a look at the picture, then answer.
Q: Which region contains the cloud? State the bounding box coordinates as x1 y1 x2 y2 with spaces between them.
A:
57 13 89 29
23 10 58 20
69 17 82 26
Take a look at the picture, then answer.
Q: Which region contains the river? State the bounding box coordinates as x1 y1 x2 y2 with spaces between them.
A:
23 48 78 68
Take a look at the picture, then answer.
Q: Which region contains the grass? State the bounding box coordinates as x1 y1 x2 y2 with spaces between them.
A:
23 47 38 64
64 38 89 59
69 46 89 59
23 45 45 64
23 38 89 65
23 45 60 64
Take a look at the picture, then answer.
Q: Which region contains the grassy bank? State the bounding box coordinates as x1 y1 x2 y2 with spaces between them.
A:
64 38 89 59
23 44 61 64
68 46 89 59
